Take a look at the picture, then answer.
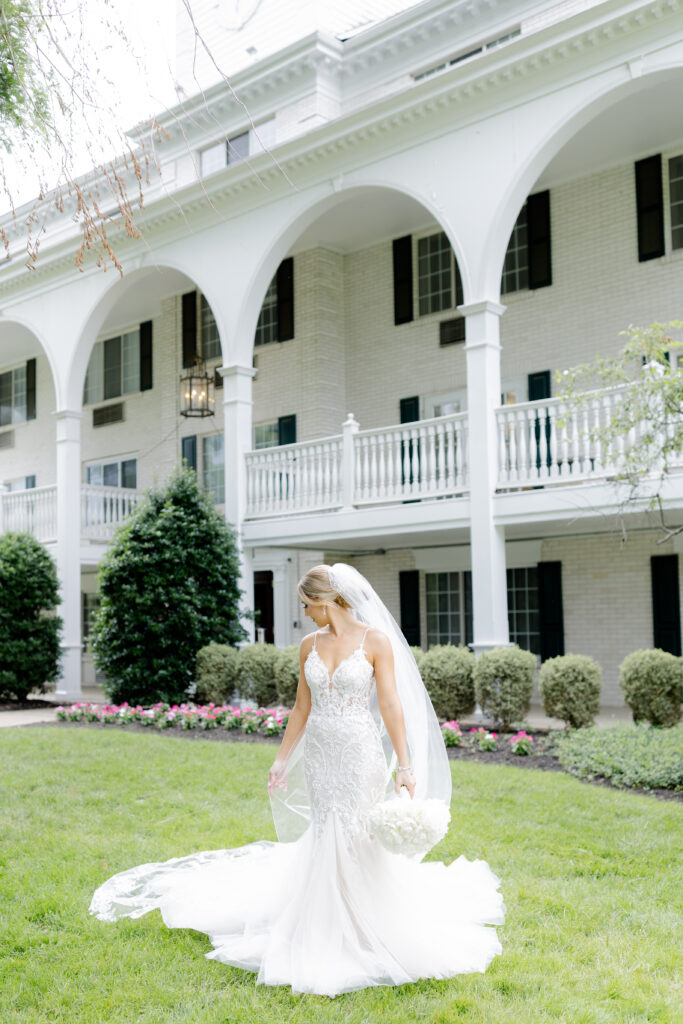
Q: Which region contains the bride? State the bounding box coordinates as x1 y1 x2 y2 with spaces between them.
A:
89 563 505 997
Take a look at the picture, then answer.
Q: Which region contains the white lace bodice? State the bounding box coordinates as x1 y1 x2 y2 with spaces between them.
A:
304 627 375 718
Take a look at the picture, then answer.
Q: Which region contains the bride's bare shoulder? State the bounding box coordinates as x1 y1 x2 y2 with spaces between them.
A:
300 631 318 657
364 627 392 655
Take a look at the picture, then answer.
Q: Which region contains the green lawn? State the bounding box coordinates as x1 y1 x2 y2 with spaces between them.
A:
1 727 680 1024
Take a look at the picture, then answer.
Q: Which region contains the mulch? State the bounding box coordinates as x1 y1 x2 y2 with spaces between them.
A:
16 717 680 803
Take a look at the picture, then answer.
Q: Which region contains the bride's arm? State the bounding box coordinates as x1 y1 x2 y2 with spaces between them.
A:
372 631 416 798
267 638 313 795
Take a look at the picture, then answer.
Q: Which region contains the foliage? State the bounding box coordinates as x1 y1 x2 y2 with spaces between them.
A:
509 730 534 755
474 645 536 729
91 467 248 706
0 531 62 700
56 699 291 736
236 643 280 708
440 720 463 746
194 644 240 705
0 0 51 149
618 648 683 727
409 645 426 674
557 321 683 527
554 723 683 790
420 644 476 720
538 653 602 728
469 727 498 751
3 727 682 1022
273 644 301 706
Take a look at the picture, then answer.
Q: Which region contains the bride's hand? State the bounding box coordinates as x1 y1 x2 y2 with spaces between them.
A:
395 767 416 799
268 758 288 796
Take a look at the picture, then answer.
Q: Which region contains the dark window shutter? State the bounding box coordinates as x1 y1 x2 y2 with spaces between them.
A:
182 291 198 368
139 321 153 391
400 396 420 500
103 336 122 400
278 414 296 445
528 371 552 471
181 435 197 471
25 474 36 489
399 570 420 646
651 554 681 655
121 459 137 489
528 370 551 401
454 257 464 307
392 235 414 325
635 155 665 262
538 561 564 660
26 358 36 420
276 258 294 341
0 371 11 426
464 570 473 647
527 190 552 289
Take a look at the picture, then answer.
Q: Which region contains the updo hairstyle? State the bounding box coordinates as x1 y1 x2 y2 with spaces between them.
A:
297 564 353 611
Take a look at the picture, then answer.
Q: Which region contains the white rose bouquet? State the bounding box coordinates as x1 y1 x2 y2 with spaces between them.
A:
367 788 450 857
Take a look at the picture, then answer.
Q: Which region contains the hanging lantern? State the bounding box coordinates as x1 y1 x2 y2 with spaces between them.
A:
180 358 215 418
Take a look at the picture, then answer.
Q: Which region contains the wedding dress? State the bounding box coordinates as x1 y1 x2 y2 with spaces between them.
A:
89 626 505 997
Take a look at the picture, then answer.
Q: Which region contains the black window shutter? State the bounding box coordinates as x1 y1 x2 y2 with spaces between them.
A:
26 358 36 420
400 396 420 500
276 258 294 341
528 370 551 401
181 435 197 471
25 474 36 489
103 336 122 400
454 257 464 307
651 554 681 655
538 561 564 660
635 155 665 262
278 414 296 445
139 321 153 391
182 291 198 368
527 191 552 289
399 570 420 647
392 235 414 325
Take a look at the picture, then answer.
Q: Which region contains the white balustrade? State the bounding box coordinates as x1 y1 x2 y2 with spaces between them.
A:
245 436 344 516
80 485 141 540
0 485 58 542
495 388 656 488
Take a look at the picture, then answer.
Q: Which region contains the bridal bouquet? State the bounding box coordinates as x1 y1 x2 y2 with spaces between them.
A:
368 789 451 857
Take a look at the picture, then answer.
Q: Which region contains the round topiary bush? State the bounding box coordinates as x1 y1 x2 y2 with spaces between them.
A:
538 653 602 728
237 643 280 708
274 645 301 707
618 648 683 727
420 644 476 721
0 532 62 701
194 644 240 705
474 645 536 729
92 466 248 705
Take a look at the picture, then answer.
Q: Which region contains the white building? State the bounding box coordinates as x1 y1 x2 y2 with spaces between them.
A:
2 0 683 706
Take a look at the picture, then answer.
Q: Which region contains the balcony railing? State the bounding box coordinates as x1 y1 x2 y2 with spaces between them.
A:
0 484 140 543
495 388 667 489
245 411 469 518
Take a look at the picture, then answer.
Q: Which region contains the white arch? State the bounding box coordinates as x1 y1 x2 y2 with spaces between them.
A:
0 313 60 407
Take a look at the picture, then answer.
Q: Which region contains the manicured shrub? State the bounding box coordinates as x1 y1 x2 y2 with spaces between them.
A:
92 466 248 705
420 644 475 721
618 649 683 727
554 723 683 790
539 653 602 728
474 645 536 729
237 643 280 708
409 646 426 674
0 532 62 700
274 645 301 706
194 644 240 705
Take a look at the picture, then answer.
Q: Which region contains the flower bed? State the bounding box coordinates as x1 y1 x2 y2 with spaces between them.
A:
55 701 291 736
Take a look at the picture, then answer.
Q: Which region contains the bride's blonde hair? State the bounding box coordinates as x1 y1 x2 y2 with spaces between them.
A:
297 564 353 610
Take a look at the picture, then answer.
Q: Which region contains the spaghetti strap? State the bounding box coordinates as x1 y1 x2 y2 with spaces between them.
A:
312 631 318 651
359 626 371 650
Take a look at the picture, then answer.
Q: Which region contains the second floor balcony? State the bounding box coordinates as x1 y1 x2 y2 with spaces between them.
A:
0 484 141 545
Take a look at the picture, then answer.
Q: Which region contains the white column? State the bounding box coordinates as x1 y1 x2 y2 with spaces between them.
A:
54 410 83 700
221 363 258 646
461 300 510 656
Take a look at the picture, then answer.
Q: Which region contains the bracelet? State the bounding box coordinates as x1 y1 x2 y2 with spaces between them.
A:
396 764 413 772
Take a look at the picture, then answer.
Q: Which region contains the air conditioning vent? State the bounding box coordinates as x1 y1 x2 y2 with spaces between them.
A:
93 403 124 427
0 429 15 449
439 318 466 346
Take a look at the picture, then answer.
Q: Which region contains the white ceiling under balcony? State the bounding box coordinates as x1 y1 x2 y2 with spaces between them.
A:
291 190 438 255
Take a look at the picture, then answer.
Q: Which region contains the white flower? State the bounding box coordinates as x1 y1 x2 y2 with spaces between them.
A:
368 794 450 856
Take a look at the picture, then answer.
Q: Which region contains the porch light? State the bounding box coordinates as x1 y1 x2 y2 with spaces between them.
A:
180 358 215 418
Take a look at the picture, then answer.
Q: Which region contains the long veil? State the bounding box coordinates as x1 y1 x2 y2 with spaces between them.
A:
269 563 452 853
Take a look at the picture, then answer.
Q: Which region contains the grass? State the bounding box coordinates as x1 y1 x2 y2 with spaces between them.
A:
553 724 683 790
0 726 680 1024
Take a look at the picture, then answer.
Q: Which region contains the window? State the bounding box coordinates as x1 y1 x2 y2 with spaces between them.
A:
501 204 529 294
425 571 472 646
254 422 280 449
85 330 142 404
669 154 683 251
418 232 452 315
0 364 27 425
255 274 279 347
200 295 221 360
199 120 276 177
413 27 521 81
202 434 224 504
86 457 137 489
82 592 100 652
6 475 35 491
507 567 540 655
